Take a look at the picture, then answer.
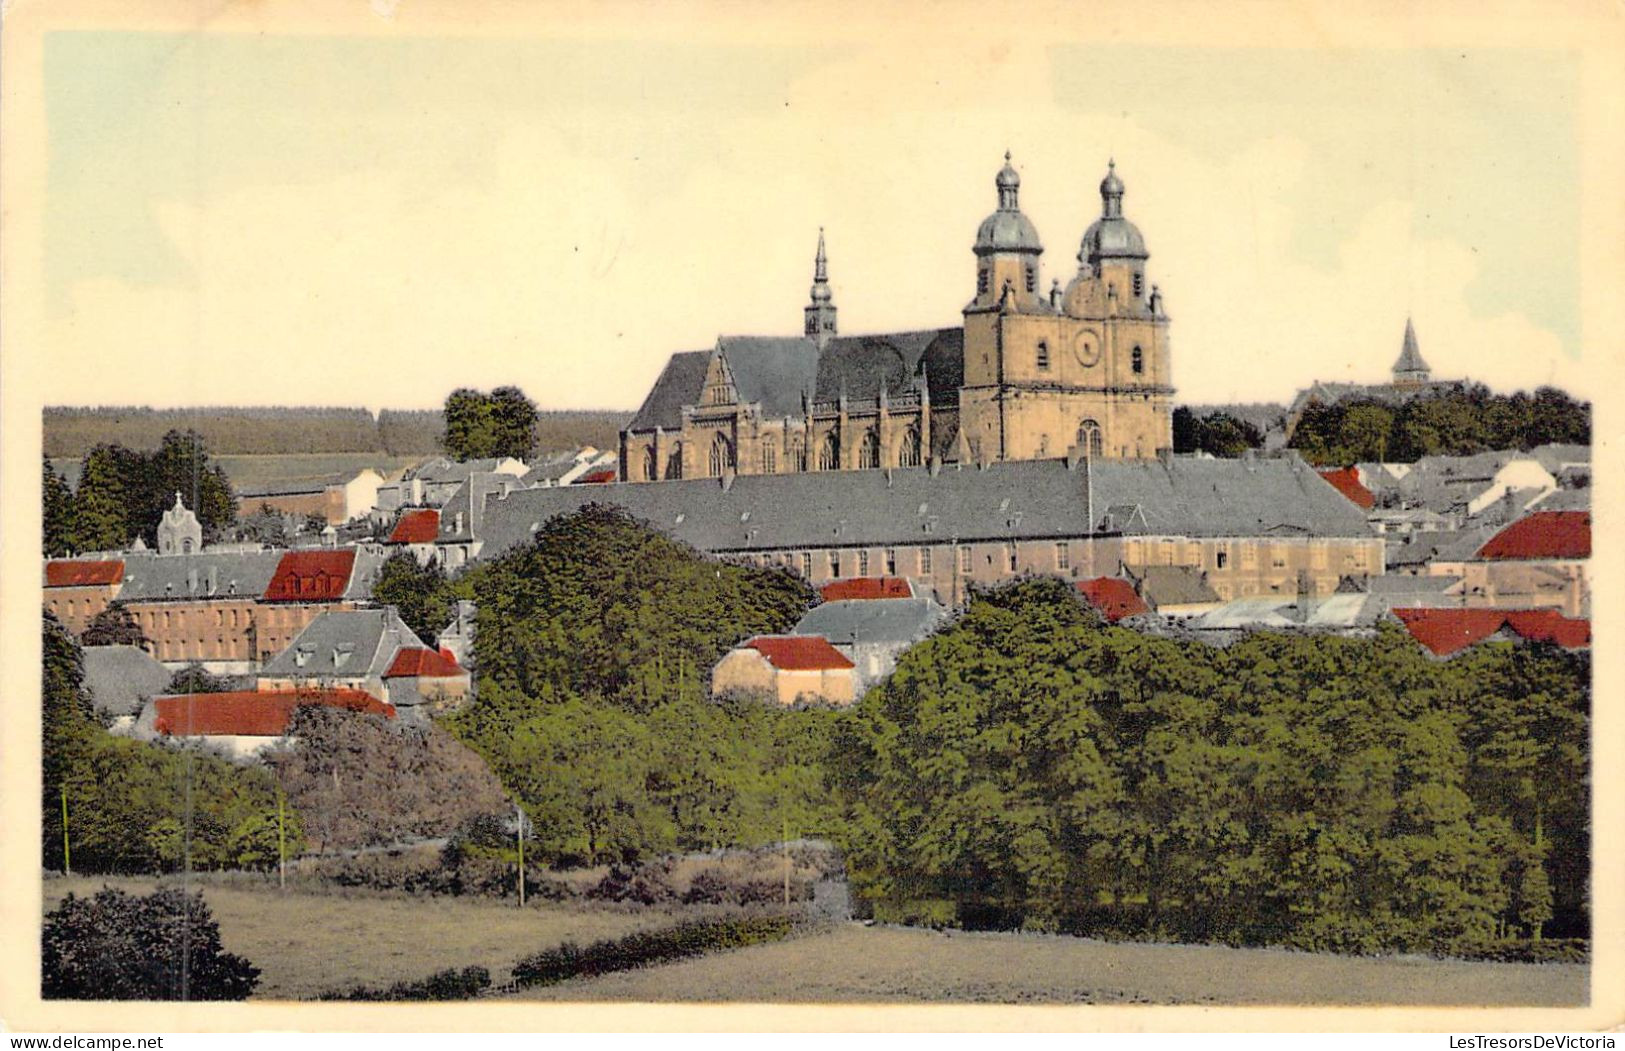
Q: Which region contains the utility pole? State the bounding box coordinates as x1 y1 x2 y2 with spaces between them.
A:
277 789 287 892
783 813 791 907
516 802 526 908
61 783 71 876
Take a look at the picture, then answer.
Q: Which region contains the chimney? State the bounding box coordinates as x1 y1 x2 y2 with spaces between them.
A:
206 565 218 594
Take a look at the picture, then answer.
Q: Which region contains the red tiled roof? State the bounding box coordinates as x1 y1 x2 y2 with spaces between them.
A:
388 508 440 544
820 577 913 601
153 688 393 737
1476 511 1590 561
745 635 855 671
1076 577 1151 623
262 549 358 602
1317 467 1376 510
577 469 617 485
45 560 125 588
385 646 466 678
1393 607 1590 656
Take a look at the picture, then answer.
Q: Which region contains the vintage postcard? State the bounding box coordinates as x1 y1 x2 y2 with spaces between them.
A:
2 0 1622 1035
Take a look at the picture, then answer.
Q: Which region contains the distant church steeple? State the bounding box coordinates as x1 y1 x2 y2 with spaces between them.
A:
804 228 837 346
1392 317 1431 387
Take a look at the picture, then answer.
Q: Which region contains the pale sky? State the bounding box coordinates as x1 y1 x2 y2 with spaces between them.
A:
39 25 1590 411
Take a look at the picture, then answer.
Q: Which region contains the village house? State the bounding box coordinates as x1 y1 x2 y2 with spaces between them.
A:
789 595 948 692
134 687 394 760
710 635 857 706
81 644 173 732
1391 607 1590 658
1456 510 1590 617
258 607 470 721
237 468 386 526
373 456 527 515
521 446 619 488
1075 576 1151 623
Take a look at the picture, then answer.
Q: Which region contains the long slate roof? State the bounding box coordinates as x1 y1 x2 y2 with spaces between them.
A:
792 597 948 646
475 455 1376 561
116 551 283 602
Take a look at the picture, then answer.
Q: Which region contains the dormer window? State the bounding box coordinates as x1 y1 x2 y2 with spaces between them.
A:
332 645 354 670
294 645 313 668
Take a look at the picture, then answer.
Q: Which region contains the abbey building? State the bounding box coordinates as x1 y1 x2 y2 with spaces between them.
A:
619 157 1174 482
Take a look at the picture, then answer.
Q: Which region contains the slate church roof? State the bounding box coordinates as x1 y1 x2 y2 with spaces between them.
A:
626 328 964 434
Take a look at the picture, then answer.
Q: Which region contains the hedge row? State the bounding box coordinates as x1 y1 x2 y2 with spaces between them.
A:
320 965 491 1001
511 915 796 988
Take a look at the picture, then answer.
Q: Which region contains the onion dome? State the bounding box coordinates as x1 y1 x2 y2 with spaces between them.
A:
1078 159 1148 263
975 151 1043 256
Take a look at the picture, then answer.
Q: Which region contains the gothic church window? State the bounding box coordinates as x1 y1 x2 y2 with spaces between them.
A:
762 439 777 475
708 434 735 477
791 438 807 472
818 432 840 471
665 447 683 480
643 447 657 481
858 429 880 470
898 425 922 468
1078 419 1103 458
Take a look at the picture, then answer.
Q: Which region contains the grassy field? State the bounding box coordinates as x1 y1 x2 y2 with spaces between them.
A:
508 923 1588 1007
42 875 667 1001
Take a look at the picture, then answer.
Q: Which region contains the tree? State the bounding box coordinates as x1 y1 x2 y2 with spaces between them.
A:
166 664 236 695
139 429 237 544
43 458 77 556
42 886 259 1000
70 444 139 553
81 605 149 648
372 552 457 644
441 386 539 462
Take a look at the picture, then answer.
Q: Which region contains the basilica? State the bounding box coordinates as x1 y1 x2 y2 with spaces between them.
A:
619 156 1175 482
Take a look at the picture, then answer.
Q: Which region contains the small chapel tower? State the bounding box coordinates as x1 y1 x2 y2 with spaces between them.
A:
157 492 202 555
803 229 838 347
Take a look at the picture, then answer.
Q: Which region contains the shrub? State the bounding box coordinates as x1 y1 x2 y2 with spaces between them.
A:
42 887 259 1000
510 916 795 988
321 965 491 1001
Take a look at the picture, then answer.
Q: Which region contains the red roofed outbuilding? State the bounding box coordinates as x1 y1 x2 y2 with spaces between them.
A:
387 508 441 545
711 634 857 706
42 559 125 636
1392 607 1590 657
1457 511 1590 617
820 577 915 602
1076 577 1151 623
146 688 393 758
1475 511 1590 560
1317 467 1376 511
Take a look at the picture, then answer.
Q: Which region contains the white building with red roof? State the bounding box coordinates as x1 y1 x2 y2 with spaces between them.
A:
710 635 856 706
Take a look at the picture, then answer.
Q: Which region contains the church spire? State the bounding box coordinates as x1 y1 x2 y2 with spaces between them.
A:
804 228 837 345
1392 316 1431 386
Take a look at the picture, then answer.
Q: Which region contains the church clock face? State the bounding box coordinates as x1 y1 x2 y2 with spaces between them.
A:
1073 330 1101 369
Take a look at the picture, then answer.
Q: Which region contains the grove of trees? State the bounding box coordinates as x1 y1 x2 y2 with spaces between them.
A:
1290 384 1590 465
44 430 237 556
43 613 302 874
829 578 1588 954
1172 409 1266 457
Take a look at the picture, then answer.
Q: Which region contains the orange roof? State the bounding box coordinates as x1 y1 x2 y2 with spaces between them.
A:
45 559 124 588
1476 511 1590 561
262 549 357 603
1317 467 1375 510
1076 577 1151 623
385 646 466 678
577 469 617 485
745 635 855 671
388 508 440 544
820 577 913 601
153 688 393 737
1392 607 1590 656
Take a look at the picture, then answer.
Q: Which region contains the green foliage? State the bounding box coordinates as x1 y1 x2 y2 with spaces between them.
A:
470 504 815 708
63 431 238 552
1172 408 1266 457
80 605 149 648
510 916 795 988
441 505 831 867
441 385 540 462
44 458 77 557
166 664 238 695
43 615 304 874
834 582 1590 955
42 886 260 1000
321 965 491 1001
372 552 459 644
1290 384 1590 465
